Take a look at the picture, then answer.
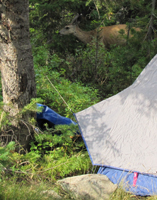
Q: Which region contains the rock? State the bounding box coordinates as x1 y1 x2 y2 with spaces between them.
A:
57 174 117 200
42 190 62 199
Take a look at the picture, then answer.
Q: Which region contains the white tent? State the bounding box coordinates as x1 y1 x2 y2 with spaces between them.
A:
75 54 157 175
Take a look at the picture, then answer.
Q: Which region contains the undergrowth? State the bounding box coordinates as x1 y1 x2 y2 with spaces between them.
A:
0 124 92 199
5 124 91 180
33 45 100 119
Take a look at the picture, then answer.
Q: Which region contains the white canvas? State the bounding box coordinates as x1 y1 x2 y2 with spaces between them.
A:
75 54 157 174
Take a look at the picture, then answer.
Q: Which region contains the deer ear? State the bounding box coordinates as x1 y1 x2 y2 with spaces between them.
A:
70 13 80 24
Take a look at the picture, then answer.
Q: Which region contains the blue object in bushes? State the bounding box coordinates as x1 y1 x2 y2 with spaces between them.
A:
36 103 76 130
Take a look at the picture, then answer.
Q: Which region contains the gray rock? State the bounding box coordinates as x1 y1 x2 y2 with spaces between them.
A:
57 174 117 200
42 190 62 199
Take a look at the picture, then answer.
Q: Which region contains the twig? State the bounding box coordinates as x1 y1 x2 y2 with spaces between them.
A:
20 120 32 140
37 152 82 173
3 167 32 174
94 1 100 19
19 161 30 166
37 160 70 173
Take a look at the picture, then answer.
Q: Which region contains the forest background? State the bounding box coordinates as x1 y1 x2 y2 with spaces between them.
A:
0 0 157 199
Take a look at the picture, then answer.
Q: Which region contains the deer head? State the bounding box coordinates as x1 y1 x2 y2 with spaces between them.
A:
59 13 80 35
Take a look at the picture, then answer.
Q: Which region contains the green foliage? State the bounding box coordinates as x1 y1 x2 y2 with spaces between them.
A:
28 0 156 100
60 27 157 99
33 45 100 118
110 186 157 200
0 103 91 182
22 98 43 114
0 180 57 200
28 0 157 102
0 102 11 130
0 141 15 172
0 73 2 102
31 124 82 155
29 0 90 55
2 125 91 183
0 98 43 133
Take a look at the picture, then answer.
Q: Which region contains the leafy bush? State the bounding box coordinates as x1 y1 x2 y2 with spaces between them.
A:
59 30 157 99
3 124 91 183
0 141 15 180
33 45 100 118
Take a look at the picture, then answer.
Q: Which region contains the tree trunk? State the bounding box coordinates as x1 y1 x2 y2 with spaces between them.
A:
0 0 36 150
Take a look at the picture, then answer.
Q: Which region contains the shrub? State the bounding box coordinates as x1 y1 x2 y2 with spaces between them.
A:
33 45 100 118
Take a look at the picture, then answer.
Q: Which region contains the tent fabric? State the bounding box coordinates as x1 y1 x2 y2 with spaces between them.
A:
98 167 157 196
75 54 157 195
37 103 76 127
75 54 157 175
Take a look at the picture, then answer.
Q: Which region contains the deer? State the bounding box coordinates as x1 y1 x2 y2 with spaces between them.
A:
59 14 140 47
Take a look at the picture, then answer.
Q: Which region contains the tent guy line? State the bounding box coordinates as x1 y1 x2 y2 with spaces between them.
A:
46 76 73 113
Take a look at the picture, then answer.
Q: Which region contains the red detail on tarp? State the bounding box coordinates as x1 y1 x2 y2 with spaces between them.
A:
133 172 138 187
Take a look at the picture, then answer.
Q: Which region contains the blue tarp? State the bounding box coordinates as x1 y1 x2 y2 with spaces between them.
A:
36 103 76 128
98 167 157 196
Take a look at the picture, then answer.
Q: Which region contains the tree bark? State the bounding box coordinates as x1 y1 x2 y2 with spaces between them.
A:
0 0 36 149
